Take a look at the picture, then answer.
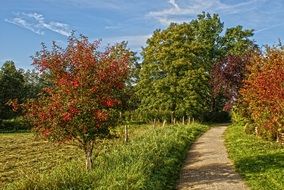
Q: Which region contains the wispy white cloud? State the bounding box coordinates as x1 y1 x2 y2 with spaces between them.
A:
5 16 44 35
169 0 180 9
147 0 262 25
43 0 122 9
5 12 72 36
255 23 284 34
43 22 71 36
105 25 121 30
103 34 152 50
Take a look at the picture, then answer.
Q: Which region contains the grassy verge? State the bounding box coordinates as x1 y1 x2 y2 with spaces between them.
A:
3 123 208 190
225 123 284 190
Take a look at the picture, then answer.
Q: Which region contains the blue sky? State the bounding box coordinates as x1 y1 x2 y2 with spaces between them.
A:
1 0 284 69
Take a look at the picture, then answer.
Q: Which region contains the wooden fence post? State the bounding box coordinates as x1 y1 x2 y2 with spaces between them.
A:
153 118 156 128
255 126 259 136
182 116 185 125
188 116 191 124
162 120 166 127
124 125 129 143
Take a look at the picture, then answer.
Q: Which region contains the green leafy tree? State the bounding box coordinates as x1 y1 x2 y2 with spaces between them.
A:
23 69 46 99
0 61 25 120
136 13 224 120
136 13 256 121
110 42 140 113
221 25 256 56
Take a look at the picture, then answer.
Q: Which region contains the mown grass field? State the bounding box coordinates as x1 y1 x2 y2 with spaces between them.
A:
225 124 284 190
1 123 208 190
0 132 82 188
0 124 152 188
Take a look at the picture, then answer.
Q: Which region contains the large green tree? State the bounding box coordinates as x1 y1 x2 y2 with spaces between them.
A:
22 69 46 99
136 13 222 120
0 61 25 120
136 13 255 120
220 25 255 56
110 42 140 113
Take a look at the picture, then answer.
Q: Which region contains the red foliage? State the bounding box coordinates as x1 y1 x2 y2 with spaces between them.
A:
211 54 249 111
8 99 20 112
42 87 53 95
240 48 284 137
23 35 131 145
42 129 51 138
62 112 72 122
94 110 108 122
71 80 79 88
101 98 120 108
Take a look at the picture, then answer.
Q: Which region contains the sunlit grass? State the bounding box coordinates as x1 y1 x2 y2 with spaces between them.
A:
2 123 208 189
225 124 284 190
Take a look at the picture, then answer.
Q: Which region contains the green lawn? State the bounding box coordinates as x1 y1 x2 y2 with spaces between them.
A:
225 124 284 190
1 123 208 190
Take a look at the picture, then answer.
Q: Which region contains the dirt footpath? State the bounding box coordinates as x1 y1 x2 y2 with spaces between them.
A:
177 125 249 190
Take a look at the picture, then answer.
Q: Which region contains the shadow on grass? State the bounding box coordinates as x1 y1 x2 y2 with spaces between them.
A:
0 130 30 134
235 152 284 174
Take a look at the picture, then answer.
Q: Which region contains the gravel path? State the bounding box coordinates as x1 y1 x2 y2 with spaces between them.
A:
177 125 249 190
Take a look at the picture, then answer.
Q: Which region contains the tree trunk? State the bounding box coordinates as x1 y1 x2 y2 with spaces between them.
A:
84 141 94 171
211 96 216 112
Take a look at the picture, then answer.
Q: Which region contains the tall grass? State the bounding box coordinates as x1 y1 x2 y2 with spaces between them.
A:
5 123 208 190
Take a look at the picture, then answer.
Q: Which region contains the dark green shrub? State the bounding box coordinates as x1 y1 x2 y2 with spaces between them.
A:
0 117 31 132
201 111 231 123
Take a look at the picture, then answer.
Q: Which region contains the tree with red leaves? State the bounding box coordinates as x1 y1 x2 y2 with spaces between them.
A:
23 35 130 170
211 54 249 111
210 25 255 113
240 48 284 139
